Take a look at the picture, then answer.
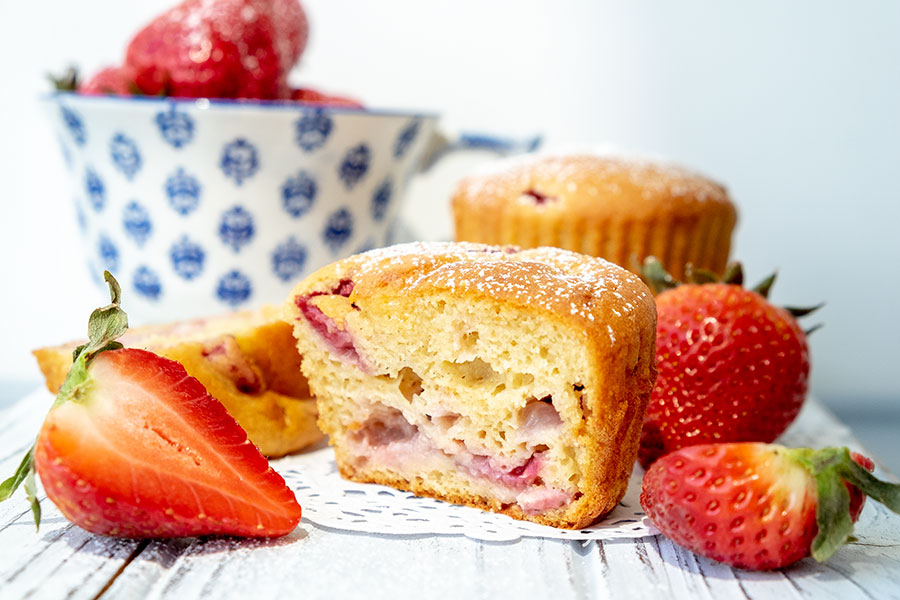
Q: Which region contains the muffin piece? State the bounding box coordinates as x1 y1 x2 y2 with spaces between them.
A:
286 242 657 528
453 153 737 281
33 306 322 457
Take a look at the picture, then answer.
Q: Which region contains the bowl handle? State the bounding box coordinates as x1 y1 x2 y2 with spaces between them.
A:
392 130 542 244
418 130 543 171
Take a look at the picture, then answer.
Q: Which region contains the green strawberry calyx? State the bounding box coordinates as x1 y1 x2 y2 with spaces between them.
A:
48 66 79 92
787 446 900 562
641 256 824 334
57 271 129 408
0 271 128 530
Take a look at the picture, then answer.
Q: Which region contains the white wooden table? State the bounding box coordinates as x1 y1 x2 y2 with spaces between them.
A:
1 389 897 600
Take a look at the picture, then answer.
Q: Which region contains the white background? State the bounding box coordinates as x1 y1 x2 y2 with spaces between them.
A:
0 1 898 412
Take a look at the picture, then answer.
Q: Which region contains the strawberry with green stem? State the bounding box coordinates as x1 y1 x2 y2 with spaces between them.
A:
639 258 822 467
125 0 307 99
49 66 137 96
0 272 301 538
640 442 900 570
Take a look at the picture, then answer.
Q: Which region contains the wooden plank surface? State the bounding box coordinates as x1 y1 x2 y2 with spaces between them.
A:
0 390 897 600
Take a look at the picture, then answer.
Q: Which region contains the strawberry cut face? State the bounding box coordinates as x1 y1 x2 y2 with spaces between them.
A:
34 349 301 538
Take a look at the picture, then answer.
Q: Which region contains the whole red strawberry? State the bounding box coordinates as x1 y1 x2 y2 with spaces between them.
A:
289 87 364 108
0 273 301 538
125 0 307 99
79 66 135 95
273 0 309 67
639 260 820 467
640 442 900 570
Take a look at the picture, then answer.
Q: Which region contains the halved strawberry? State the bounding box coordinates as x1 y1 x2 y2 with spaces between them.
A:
640 442 900 570
0 273 301 538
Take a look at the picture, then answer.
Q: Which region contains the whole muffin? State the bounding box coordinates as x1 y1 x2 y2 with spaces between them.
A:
452 154 737 281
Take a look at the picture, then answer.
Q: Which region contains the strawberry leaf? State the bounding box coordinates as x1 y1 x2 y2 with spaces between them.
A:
785 303 825 318
0 445 34 502
722 262 744 285
687 267 719 285
48 66 79 91
24 467 40 531
56 272 129 408
752 272 777 298
71 344 86 363
809 453 854 562
642 257 678 294
804 323 824 337
0 445 40 530
84 271 128 358
796 446 900 562
837 455 900 513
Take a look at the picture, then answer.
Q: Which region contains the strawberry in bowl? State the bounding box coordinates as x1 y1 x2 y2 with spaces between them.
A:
66 0 357 106
125 0 307 100
289 87 364 108
45 0 535 326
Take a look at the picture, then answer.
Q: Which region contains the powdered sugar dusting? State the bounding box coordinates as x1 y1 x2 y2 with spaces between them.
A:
298 242 652 345
456 152 729 210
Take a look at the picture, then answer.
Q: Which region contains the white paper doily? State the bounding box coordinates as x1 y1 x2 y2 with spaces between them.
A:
273 447 658 542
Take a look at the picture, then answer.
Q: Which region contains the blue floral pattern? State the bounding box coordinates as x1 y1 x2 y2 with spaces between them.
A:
85 167 106 212
282 171 317 218
60 105 86 146
123 201 152 246
372 178 392 221
51 97 436 316
220 138 259 185
339 144 371 189
110 133 142 180
394 119 420 159
170 235 205 280
74 199 87 234
219 205 255 251
133 266 162 300
98 234 119 273
58 137 73 169
323 208 354 251
165 167 202 215
216 270 252 306
295 108 333 152
155 105 195 149
272 236 308 282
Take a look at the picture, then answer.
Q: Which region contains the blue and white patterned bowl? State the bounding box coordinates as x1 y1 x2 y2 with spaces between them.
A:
44 93 449 324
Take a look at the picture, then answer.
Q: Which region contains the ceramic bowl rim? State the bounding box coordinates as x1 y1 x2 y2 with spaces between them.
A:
44 91 440 120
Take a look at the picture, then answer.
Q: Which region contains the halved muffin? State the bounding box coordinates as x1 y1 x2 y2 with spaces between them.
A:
286 242 657 528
